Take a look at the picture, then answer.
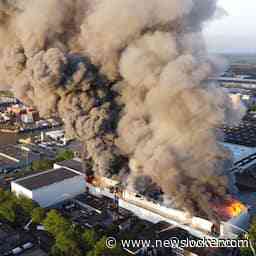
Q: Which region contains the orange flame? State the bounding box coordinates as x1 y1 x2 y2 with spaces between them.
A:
212 199 247 220
226 200 246 218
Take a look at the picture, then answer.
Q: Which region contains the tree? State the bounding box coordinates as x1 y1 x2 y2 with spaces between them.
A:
0 189 11 203
54 229 82 256
43 210 84 256
0 201 17 223
0 190 39 226
43 210 71 237
32 159 54 172
240 247 253 256
87 236 125 256
17 196 37 215
250 105 256 112
32 207 46 224
0 190 18 223
93 237 109 256
248 217 256 241
56 149 74 162
240 217 256 256
82 229 97 252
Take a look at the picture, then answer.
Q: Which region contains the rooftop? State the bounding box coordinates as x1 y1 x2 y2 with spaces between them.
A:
0 144 39 162
25 144 57 159
74 193 113 213
14 168 80 190
221 121 256 147
0 155 17 166
210 77 256 84
57 159 84 174
235 165 256 192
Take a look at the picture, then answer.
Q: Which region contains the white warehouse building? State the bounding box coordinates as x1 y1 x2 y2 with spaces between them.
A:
11 167 86 207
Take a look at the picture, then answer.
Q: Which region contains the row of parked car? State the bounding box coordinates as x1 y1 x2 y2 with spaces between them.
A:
3 242 34 256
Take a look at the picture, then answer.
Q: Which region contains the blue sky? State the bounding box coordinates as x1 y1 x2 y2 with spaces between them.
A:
204 0 256 53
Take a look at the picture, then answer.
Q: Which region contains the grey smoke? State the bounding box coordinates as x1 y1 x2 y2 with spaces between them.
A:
0 0 245 219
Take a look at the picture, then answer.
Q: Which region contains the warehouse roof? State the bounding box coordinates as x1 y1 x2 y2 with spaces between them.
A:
0 155 17 166
56 159 84 173
14 168 80 190
0 144 35 161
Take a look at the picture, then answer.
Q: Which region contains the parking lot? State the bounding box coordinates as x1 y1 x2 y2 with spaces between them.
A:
0 223 43 256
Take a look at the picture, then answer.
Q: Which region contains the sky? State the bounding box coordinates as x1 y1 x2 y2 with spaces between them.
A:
204 0 256 53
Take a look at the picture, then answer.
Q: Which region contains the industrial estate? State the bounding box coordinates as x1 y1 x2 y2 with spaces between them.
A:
0 1 255 256
0 61 254 256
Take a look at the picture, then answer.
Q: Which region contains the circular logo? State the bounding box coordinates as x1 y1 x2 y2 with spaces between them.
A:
106 237 117 249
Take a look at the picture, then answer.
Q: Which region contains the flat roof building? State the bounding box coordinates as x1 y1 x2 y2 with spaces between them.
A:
0 144 40 173
54 158 84 174
11 168 86 207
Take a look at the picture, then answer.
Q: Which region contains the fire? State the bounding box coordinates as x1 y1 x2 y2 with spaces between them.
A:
212 199 247 220
226 200 247 218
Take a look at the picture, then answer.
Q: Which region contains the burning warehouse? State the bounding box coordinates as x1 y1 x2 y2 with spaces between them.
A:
83 173 250 239
0 0 247 228
11 157 250 240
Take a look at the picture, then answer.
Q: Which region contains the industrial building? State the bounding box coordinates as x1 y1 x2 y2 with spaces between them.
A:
54 158 84 173
209 77 256 89
0 144 40 173
229 152 256 193
11 167 86 207
21 143 57 161
222 142 256 162
0 96 18 105
221 120 256 147
85 175 250 240
45 130 68 145
235 167 256 192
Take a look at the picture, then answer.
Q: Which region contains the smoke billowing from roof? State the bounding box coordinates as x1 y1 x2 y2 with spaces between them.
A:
0 0 245 219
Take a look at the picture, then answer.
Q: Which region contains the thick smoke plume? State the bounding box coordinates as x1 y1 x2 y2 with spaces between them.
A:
0 0 245 219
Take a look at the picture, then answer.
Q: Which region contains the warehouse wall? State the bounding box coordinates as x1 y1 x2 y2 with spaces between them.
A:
32 175 86 207
11 182 33 199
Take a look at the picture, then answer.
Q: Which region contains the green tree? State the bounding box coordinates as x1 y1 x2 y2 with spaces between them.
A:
240 217 256 256
0 190 38 226
0 201 17 223
32 159 54 171
94 237 109 256
43 210 71 237
0 189 13 203
82 229 97 252
87 236 125 256
250 105 256 112
240 247 253 256
54 229 82 256
56 149 74 162
248 217 256 240
32 207 46 224
0 190 18 223
17 196 37 215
